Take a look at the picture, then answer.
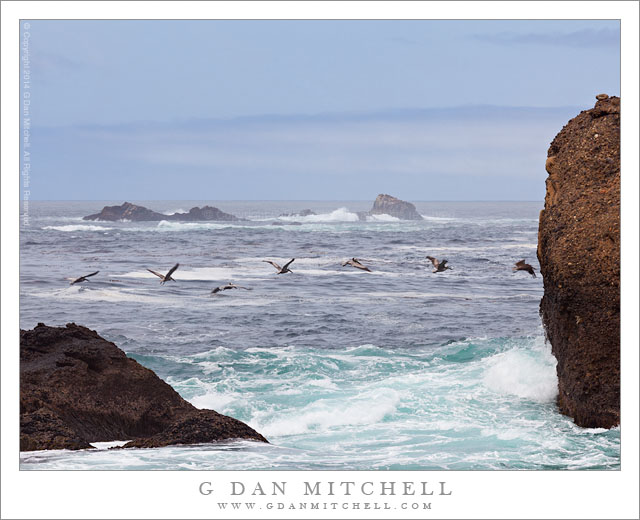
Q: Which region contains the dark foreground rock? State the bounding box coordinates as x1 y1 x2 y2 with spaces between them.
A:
20 323 267 451
369 194 423 220
538 95 620 428
83 202 241 222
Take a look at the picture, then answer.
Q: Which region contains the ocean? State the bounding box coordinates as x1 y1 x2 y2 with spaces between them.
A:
18 200 620 470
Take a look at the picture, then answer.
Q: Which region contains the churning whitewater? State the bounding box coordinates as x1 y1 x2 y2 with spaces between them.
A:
19 201 620 470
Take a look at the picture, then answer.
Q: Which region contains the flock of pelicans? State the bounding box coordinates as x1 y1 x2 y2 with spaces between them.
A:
68 257 537 292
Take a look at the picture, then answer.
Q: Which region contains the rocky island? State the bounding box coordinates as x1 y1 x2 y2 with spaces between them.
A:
538 95 620 428
83 201 241 222
369 194 424 220
20 323 267 451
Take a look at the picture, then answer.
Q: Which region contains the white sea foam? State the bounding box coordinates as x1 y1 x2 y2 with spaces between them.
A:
253 388 401 437
366 213 400 222
278 207 360 223
483 343 558 402
42 224 113 232
420 215 457 222
90 440 130 449
32 286 175 305
190 392 240 412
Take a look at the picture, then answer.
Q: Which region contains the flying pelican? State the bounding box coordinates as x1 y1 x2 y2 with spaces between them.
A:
69 271 99 285
426 256 452 273
513 260 536 278
147 263 179 284
263 258 295 274
342 258 371 272
211 282 252 294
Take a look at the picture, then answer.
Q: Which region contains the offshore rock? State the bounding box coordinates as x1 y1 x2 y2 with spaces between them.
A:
370 194 423 220
538 95 620 428
278 209 316 217
20 323 267 451
83 201 241 221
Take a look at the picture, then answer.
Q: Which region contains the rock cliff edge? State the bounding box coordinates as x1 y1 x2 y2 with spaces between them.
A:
20 323 267 450
538 95 620 428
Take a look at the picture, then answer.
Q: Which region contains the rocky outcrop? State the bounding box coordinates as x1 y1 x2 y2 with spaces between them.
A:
83 202 164 222
370 194 423 220
172 206 241 221
20 323 267 451
538 95 620 428
83 202 240 222
278 209 316 217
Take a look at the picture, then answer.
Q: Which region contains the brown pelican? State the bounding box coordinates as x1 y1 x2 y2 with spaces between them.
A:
426 256 452 273
342 258 371 272
263 258 295 274
69 271 99 285
147 263 179 284
513 260 536 278
211 282 252 294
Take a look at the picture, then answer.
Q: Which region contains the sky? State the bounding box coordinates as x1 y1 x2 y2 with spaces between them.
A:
21 20 620 200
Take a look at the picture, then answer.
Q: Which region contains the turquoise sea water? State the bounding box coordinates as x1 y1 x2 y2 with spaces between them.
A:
19 201 620 470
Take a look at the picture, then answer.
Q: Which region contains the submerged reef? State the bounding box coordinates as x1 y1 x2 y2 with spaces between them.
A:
538 95 620 428
20 323 267 451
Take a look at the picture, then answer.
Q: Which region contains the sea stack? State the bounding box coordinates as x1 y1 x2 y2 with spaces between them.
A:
20 323 267 450
538 95 620 428
370 194 424 220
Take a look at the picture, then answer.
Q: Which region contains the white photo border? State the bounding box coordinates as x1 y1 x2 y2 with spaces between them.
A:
2 2 638 519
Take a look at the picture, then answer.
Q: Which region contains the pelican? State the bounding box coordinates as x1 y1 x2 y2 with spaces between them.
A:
342 258 371 272
69 271 99 285
211 282 252 294
263 258 295 274
147 263 179 284
513 260 536 278
426 256 452 273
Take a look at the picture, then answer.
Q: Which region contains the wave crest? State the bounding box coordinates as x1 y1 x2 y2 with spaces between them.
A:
42 224 113 232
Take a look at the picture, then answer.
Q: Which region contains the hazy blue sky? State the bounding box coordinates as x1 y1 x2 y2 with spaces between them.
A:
21 20 620 200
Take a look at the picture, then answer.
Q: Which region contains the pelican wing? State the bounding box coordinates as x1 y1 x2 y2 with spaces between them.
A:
282 258 295 270
263 260 282 271
147 269 165 279
211 286 222 294
426 256 439 268
84 271 100 278
352 259 370 271
515 260 526 268
165 263 180 278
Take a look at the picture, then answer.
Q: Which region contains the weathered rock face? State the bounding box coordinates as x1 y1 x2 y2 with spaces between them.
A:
83 202 240 222
370 194 423 220
20 323 267 451
538 95 620 428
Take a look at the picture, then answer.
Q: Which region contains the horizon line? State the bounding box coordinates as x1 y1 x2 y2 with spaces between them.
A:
22 199 545 203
